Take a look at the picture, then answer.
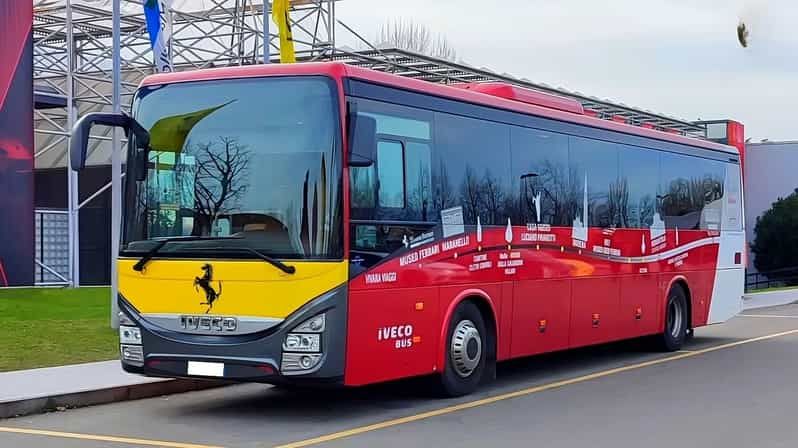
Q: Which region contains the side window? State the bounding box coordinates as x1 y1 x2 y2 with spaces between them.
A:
377 140 405 208
658 152 725 230
700 159 726 231
659 152 699 229
405 142 433 221
569 137 620 228
434 112 511 225
510 126 570 226
347 99 435 263
722 163 742 231
347 99 433 221
618 146 659 229
350 166 375 209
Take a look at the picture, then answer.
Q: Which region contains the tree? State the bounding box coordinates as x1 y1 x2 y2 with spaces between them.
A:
190 137 251 235
608 178 630 228
751 189 798 277
481 170 504 225
459 166 483 223
377 18 457 61
433 160 454 212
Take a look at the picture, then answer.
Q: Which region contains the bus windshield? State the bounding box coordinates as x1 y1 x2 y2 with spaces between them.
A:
122 76 343 260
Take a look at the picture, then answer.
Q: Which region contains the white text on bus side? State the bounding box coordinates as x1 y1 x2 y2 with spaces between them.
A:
377 325 415 349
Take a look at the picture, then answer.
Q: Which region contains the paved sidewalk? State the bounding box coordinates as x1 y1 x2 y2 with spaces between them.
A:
743 289 798 310
0 361 221 419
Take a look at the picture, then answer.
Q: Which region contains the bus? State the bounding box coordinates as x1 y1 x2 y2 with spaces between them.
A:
70 62 745 396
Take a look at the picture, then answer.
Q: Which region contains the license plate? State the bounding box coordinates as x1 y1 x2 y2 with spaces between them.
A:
187 361 224 377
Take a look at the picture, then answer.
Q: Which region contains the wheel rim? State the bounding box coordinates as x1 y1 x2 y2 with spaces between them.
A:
451 319 482 378
667 298 684 339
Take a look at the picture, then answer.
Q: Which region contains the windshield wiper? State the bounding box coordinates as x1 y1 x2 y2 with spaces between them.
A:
131 236 242 272
194 246 297 275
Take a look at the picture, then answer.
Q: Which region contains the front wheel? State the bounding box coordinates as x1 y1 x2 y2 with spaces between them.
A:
654 286 689 351
438 301 489 397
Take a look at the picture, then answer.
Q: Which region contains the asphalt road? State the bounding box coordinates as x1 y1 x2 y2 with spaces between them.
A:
4 304 798 448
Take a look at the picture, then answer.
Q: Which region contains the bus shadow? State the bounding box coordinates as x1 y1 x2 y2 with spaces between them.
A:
174 334 739 424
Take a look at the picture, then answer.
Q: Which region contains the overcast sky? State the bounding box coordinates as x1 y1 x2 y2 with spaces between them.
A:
334 0 798 141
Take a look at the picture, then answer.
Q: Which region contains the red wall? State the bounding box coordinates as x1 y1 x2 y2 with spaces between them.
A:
0 0 34 286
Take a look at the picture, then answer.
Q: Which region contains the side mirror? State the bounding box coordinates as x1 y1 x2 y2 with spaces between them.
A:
70 112 150 172
134 148 149 181
346 105 376 168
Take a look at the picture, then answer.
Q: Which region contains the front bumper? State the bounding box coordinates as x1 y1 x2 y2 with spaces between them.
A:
119 285 348 385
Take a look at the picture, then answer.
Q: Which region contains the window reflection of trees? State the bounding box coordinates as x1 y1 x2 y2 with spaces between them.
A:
190 137 251 236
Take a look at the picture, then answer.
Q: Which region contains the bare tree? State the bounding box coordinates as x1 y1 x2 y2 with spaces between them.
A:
407 159 432 221
459 166 483 223
377 18 457 61
609 178 629 228
433 161 454 212
481 170 504 225
638 195 656 228
190 137 251 235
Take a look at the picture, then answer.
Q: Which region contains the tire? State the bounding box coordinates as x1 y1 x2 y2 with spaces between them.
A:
438 301 490 397
654 286 689 351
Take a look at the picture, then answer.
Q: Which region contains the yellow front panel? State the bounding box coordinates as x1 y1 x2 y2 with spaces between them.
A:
119 258 348 318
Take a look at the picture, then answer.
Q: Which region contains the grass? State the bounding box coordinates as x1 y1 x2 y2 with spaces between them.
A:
0 287 118 372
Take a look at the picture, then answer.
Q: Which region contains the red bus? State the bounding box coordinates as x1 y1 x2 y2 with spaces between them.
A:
70 62 745 396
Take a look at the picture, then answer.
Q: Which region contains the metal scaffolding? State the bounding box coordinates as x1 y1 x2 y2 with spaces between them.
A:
332 47 708 137
32 0 340 289
31 0 710 294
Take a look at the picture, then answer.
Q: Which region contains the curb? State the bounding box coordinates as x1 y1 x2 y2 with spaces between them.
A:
0 379 225 419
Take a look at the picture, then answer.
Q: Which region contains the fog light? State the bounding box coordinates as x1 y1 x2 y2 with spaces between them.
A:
119 326 142 344
121 344 144 365
281 353 322 373
282 333 320 352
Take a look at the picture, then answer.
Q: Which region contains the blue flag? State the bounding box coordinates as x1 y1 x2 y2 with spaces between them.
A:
144 0 173 72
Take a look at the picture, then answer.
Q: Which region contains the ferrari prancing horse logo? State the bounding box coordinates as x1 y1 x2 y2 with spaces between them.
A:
194 263 222 314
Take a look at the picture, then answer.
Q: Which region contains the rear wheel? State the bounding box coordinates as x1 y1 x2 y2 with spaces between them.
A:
438 301 489 397
654 286 689 351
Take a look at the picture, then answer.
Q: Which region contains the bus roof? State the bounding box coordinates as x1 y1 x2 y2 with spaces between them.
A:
140 62 739 157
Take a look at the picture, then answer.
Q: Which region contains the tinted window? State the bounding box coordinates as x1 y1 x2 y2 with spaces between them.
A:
350 165 375 209
125 76 343 259
722 163 742 231
434 113 511 225
569 137 619 228
659 152 725 230
618 146 659 229
700 159 726 231
510 126 571 226
377 140 405 208
405 142 433 221
348 99 433 221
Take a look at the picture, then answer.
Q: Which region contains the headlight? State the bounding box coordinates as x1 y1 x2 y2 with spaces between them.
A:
282 333 320 352
119 326 142 345
293 314 325 333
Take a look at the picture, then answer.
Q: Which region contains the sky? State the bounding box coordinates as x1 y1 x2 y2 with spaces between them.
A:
334 0 798 142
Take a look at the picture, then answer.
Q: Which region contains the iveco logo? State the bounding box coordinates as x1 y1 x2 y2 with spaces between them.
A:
180 315 238 332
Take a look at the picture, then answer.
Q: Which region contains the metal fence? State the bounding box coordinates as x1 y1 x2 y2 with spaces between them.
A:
746 266 798 292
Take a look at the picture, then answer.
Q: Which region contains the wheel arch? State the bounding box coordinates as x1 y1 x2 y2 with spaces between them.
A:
664 276 692 331
436 288 498 374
